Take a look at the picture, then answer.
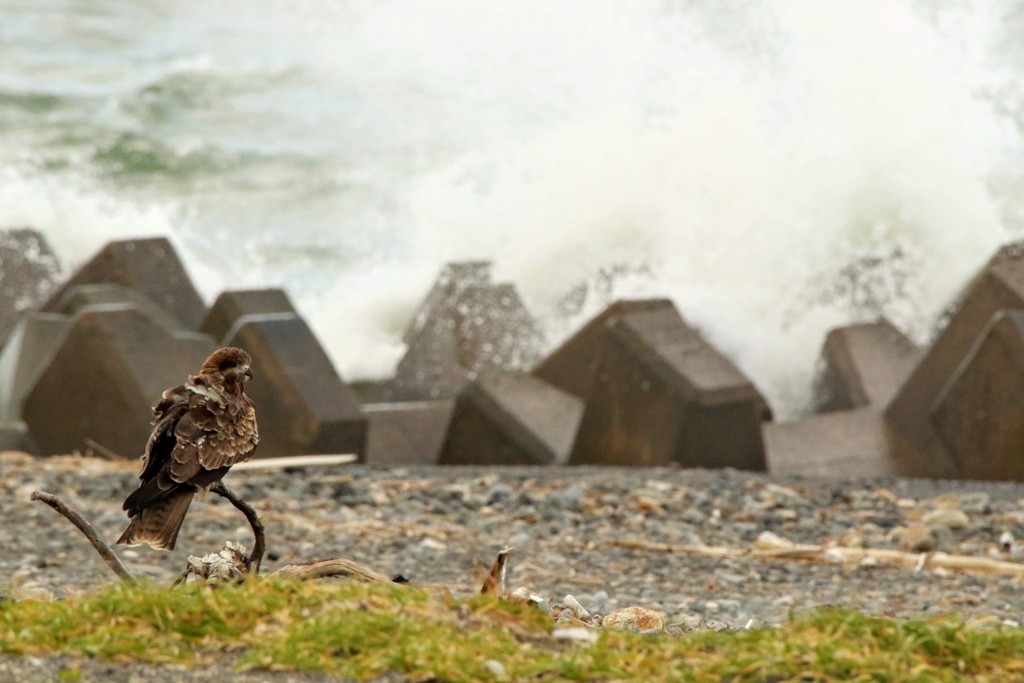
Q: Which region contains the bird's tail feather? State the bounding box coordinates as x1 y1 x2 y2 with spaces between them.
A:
116 488 194 551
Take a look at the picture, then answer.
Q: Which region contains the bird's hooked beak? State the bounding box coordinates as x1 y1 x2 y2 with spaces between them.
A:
242 366 253 381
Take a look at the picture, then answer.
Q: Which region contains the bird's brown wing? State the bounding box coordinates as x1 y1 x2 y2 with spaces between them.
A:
195 394 258 470
137 385 189 481
124 388 253 513
123 386 196 516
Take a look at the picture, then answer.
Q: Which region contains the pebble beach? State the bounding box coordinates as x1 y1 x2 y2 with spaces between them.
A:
4 451 1023 624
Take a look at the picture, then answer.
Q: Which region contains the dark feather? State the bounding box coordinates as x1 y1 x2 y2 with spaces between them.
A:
117 488 195 551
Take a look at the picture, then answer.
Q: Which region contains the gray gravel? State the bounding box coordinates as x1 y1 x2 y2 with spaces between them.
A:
2 451 1024 680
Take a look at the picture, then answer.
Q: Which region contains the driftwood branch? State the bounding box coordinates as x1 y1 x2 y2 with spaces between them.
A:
612 534 1024 578
231 454 357 471
273 558 393 583
211 482 265 574
31 490 135 583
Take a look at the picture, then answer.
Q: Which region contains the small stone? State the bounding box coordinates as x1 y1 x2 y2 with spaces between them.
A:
553 627 598 644
484 660 507 679
999 531 1015 555
958 492 991 514
635 495 664 514
550 484 588 512
733 522 759 536
772 595 795 608
923 509 969 530
563 595 592 622
930 524 956 551
487 483 514 505
417 538 447 552
890 524 936 552
762 483 807 504
872 488 899 505
755 530 794 550
703 619 731 631
839 531 866 548
602 606 666 631
676 613 704 629
680 508 705 525
555 608 575 623
832 515 856 528
823 548 846 564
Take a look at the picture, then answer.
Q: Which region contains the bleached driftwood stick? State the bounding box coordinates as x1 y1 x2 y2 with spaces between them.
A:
612 534 1024 578
31 489 135 583
231 454 357 471
273 558 393 583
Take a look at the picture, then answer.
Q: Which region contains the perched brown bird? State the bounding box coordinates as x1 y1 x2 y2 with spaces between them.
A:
117 346 259 550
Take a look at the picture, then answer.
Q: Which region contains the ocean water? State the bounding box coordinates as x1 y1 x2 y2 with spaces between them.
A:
2 0 1023 416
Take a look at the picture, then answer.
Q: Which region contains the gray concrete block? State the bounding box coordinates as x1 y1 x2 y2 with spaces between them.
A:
885 242 1024 477
765 409 896 478
533 299 670 400
0 421 40 455
813 318 921 412
52 283 185 333
0 313 73 421
568 300 768 470
402 261 491 345
22 307 210 457
363 400 454 466
199 289 297 342
0 228 62 346
439 372 584 466
223 313 367 459
930 310 1024 481
393 262 543 400
43 237 206 329
349 380 397 405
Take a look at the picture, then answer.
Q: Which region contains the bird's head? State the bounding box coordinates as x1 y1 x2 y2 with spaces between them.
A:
201 346 254 385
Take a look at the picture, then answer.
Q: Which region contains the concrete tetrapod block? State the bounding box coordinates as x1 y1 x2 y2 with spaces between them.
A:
567 300 769 470
52 283 185 333
0 421 40 455
0 228 62 345
199 288 297 343
930 310 1024 481
223 313 367 459
362 400 455 466
402 261 492 345
349 380 399 405
533 299 671 400
51 284 217 374
0 313 73 421
535 298 773 421
438 372 584 466
764 409 896 478
393 262 544 400
22 307 212 457
885 242 1024 477
813 318 921 413
43 237 206 329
